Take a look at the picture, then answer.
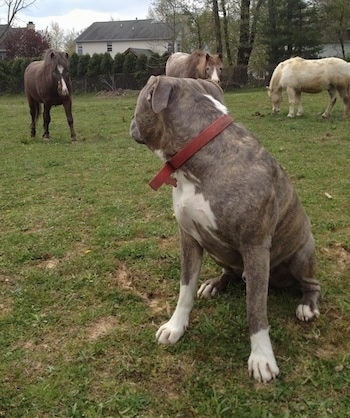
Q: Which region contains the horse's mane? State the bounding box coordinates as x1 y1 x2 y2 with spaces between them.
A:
186 50 206 78
269 62 283 92
188 50 222 78
43 49 69 71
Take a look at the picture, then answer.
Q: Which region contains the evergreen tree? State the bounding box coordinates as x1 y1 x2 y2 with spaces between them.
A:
100 52 114 75
113 53 125 74
265 0 322 64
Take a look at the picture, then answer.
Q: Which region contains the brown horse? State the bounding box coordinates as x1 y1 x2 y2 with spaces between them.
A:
165 50 223 83
24 49 76 141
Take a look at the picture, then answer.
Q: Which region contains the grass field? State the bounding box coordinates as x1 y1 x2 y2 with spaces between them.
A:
0 86 349 417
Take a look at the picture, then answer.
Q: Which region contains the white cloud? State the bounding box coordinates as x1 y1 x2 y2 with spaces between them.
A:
0 1 151 33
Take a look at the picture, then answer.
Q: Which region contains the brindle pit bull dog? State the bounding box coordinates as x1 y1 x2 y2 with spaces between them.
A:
129 75 321 383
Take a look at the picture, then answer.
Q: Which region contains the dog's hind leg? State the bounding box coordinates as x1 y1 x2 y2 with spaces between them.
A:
243 242 280 382
197 268 242 299
290 234 321 321
156 229 203 345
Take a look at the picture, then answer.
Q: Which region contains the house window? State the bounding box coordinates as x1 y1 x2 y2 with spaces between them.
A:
107 42 112 52
77 44 83 55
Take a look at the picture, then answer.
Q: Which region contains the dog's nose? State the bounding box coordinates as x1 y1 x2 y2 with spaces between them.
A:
129 118 144 144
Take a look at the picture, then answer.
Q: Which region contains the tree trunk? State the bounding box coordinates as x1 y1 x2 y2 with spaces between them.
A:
237 0 251 66
221 0 233 65
212 0 223 55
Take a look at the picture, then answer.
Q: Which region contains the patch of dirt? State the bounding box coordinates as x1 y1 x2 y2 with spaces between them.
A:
37 242 92 269
113 262 169 315
86 316 120 341
320 242 350 275
40 258 60 269
157 235 178 251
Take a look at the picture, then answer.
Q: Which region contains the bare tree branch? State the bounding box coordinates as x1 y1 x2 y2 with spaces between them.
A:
4 0 37 26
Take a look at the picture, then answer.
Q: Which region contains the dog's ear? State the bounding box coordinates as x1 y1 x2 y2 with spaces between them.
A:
149 76 173 114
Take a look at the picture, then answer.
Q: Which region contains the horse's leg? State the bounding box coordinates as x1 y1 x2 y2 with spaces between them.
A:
28 97 39 137
63 99 77 141
322 87 337 118
286 87 296 117
295 90 303 116
336 85 350 118
42 103 51 139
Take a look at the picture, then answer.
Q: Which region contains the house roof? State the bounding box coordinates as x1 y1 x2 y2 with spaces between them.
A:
124 47 153 58
75 19 174 43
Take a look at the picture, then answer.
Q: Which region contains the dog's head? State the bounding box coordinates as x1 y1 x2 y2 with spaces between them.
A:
130 75 226 159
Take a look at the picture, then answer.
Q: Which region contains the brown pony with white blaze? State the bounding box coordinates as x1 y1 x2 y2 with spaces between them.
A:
165 50 223 83
267 56 350 118
24 49 76 141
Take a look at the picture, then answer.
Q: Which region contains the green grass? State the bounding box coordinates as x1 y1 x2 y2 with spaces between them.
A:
0 88 349 417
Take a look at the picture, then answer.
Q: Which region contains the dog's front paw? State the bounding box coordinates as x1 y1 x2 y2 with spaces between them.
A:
248 353 280 383
156 320 187 345
296 304 320 321
249 329 279 383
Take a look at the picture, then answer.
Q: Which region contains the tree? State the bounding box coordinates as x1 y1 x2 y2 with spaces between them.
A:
212 0 223 55
123 54 137 74
77 54 90 76
4 27 50 58
87 53 102 76
64 29 80 56
150 0 183 52
69 52 79 77
264 0 322 64
135 54 148 72
220 0 233 65
319 0 350 59
47 22 80 55
0 0 38 47
113 53 125 74
237 0 265 67
47 21 65 50
100 52 114 74
1 0 37 26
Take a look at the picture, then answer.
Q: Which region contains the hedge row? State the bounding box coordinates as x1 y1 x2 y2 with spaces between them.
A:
0 51 169 94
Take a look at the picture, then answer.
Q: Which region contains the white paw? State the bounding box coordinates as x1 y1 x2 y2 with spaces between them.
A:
197 281 217 299
156 319 187 345
296 304 320 321
248 352 280 383
249 328 279 382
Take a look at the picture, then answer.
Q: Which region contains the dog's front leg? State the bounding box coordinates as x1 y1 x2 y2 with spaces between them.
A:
156 228 203 345
243 244 280 382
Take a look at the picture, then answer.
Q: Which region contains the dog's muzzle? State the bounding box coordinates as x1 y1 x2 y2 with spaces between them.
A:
129 118 144 144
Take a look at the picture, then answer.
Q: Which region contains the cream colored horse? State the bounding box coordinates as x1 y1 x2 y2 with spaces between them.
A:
267 57 350 118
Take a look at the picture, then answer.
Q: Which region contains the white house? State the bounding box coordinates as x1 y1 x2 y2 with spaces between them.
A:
75 19 181 57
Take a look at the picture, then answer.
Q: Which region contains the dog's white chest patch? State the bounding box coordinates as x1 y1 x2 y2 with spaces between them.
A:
173 173 217 242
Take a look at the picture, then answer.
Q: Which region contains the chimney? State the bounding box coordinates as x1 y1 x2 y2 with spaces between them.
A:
27 21 35 30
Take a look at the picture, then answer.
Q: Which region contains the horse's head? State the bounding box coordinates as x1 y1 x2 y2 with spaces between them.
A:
205 53 223 83
267 86 282 113
44 49 71 97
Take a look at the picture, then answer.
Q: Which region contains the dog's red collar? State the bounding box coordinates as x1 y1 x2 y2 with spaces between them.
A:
149 114 233 191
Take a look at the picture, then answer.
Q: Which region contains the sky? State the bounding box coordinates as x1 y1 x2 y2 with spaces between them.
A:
0 0 152 33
